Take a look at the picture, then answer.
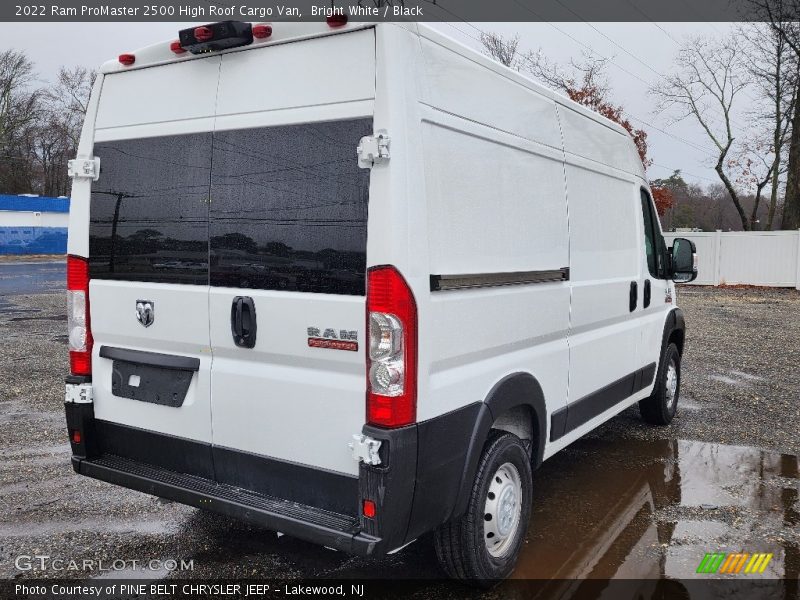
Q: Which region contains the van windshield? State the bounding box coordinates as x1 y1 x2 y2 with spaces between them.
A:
89 118 372 295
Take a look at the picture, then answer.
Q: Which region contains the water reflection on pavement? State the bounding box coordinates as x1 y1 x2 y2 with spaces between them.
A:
503 437 798 596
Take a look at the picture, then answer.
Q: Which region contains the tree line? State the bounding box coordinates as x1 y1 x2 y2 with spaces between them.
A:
0 50 94 198
481 8 800 232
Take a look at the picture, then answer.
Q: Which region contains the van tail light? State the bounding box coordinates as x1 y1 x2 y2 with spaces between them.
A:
170 40 186 54
118 53 135 66
366 266 417 428
67 255 92 376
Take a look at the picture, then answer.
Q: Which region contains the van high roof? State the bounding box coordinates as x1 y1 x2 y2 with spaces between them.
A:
102 21 633 144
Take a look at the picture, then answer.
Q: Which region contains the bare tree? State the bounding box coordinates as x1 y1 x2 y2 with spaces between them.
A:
0 49 41 194
33 66 96 196
749 0 800 228
651 36 752 230
479 32 520 68
738 23 798 229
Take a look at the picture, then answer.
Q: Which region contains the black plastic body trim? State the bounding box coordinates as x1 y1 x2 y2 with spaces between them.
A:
72 455 378 555
662 307 686 356
99 346 200 371
430 268 569 291
448 374 547 521
90 420 358 515
550 363 657 442
65 374 92 385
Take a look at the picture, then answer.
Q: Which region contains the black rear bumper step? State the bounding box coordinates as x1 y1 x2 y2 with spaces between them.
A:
73 454 379 555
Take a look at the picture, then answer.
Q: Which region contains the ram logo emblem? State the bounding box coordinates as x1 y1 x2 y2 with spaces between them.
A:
135 300 155 328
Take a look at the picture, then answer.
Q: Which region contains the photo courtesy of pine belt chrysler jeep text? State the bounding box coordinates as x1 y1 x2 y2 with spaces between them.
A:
63 20 699 586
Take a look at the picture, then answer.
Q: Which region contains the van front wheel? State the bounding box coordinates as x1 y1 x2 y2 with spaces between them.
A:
433 431 532 586
639 343 681 426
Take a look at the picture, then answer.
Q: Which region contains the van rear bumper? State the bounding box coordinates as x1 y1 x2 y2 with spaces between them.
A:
71 453 380 555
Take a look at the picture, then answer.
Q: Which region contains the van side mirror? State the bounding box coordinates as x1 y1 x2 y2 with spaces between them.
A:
669 238 697 283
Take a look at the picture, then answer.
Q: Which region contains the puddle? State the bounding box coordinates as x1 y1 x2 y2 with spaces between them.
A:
710 374 745 386
709 370 766 388
507 438 799 583
8 314 66 322
0 519 179 538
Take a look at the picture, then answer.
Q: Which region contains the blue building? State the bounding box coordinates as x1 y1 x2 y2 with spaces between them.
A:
0 195 70 255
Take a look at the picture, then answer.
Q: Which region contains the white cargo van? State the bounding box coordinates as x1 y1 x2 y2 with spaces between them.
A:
64 20 698 584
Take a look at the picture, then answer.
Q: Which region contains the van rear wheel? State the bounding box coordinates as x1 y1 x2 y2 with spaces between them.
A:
433 431 532 587
639 343 681 426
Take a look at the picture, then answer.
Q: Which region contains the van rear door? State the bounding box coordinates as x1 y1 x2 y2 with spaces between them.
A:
88 58 219 447
207 30 376 486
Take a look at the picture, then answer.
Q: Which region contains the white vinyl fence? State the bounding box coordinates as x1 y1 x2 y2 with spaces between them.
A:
663 230 800 289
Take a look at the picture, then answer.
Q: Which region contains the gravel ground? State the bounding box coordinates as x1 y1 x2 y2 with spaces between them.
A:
0 283 798 589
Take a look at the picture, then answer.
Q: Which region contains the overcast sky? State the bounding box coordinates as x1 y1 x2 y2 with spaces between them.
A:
1 22 746 187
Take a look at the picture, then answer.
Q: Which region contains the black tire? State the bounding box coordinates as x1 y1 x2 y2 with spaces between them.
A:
433 431 532 587
639 343 681 426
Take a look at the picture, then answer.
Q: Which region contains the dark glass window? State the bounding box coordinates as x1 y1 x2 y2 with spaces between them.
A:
640 189 666 279
89 134 211 285
209 119 372 295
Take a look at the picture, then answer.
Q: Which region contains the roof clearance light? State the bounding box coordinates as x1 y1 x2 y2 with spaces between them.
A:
178 21 254 55
327 14 348 27
118 53 135 66
252 24 272 39
170 41 186 54
194 26 214 42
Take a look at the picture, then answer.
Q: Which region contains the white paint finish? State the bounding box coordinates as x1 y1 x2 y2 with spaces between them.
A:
213 99 373 134
417 37 562 151
68 74 104 258
565 162 642 402
95 56 221 131
215 29 375 119
89 280 212 442
0 211 68 228
208 289 365 476
664 230 800 288
94 118 217 143
423 119 569 275
425 285 570 422
559 106 645 180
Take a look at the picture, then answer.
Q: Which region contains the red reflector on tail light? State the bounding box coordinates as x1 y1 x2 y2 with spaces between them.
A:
194 26 213 42
327 14 348 27
366 266 417 428
67 255 92 377
170 40 186 54
118 53 135 66
71 430 82 444
362 499 376 518
252 24 272 39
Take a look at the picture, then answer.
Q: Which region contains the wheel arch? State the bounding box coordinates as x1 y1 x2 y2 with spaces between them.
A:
451 372 547 519
663 307 686 357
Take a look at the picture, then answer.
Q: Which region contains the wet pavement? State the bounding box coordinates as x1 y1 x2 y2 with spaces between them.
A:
0 268 798 593
0 261 65 296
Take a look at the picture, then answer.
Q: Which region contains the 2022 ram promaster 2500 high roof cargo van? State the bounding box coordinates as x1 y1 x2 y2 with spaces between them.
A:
63 20 698 585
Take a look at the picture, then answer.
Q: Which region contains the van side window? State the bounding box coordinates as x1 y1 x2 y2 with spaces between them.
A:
640 189 666 278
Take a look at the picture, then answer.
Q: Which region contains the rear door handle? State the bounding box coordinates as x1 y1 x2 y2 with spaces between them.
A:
231 296 257 348
644 279 651 308
629 281 638 312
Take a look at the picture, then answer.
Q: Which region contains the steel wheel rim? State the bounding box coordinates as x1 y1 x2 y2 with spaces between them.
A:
483 462 523 558
665 359 678 411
